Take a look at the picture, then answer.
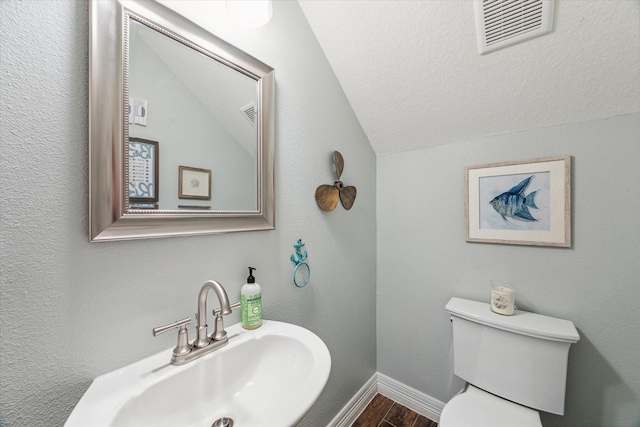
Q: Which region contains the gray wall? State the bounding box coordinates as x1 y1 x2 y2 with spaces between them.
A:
377 113 640 427
0 1 377 426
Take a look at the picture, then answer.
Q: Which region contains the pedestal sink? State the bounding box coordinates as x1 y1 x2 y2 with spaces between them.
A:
65 320 331 427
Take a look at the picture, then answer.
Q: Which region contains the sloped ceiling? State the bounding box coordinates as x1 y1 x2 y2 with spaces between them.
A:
298 1 640 155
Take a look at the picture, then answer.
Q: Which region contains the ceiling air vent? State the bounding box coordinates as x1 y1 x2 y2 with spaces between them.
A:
474 0 554 54
240 102 256 126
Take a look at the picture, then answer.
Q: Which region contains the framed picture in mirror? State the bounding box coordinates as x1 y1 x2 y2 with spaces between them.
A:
128 138 159 203
179 166 211 200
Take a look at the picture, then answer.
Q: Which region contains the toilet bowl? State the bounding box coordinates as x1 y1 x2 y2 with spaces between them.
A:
442 297 579 427
439 385 541 427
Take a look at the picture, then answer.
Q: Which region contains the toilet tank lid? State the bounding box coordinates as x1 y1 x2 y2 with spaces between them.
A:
446 297 580 343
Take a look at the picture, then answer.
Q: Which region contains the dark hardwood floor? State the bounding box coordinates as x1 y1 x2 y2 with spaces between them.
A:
352 394 438 427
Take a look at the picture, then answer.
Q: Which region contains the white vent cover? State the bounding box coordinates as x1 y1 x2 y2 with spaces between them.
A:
474 0 554 54
240 102 256 126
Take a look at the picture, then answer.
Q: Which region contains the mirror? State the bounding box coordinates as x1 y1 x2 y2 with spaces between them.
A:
89 0 275 241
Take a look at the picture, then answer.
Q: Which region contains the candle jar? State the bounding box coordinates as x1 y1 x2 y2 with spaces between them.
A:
490 281 515 315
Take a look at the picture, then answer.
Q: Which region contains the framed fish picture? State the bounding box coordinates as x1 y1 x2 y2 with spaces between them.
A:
465 156 571 247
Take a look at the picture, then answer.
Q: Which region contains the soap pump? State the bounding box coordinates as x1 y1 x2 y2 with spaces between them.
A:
241 267 262 329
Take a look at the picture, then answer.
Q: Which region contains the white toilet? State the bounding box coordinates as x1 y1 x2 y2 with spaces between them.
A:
441 297 580 427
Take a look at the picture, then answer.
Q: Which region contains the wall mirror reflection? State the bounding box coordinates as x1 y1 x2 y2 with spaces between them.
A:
89 0 275 241
128 18 258 211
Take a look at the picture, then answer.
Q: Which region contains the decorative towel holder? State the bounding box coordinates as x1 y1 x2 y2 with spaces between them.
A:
290 239 310 288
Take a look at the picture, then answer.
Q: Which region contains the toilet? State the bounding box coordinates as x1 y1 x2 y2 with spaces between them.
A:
440 297 580 427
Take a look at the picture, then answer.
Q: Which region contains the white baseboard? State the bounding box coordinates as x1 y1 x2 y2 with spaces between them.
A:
327 372 445 427
326 374 378 427
377 373 445 423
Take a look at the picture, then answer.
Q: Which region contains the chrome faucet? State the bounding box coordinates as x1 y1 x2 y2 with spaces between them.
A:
153 280 236 365
195 280 232 347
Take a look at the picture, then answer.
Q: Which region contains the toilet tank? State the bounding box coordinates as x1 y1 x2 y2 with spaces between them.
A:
446 297 579 415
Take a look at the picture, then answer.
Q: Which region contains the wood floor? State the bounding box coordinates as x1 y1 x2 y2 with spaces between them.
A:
351 394 438 427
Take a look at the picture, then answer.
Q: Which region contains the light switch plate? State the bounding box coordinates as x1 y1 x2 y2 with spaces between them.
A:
128 97 134 124
135 99 148 126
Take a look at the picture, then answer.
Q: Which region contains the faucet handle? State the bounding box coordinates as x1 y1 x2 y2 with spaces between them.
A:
213 301 241 317
153 317 192 358
152 317 191 336
211 301 240 341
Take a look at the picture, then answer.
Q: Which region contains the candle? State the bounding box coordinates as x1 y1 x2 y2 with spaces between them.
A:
490 283 515 315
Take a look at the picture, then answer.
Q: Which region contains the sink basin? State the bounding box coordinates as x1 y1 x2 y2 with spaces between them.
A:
65 320 331 427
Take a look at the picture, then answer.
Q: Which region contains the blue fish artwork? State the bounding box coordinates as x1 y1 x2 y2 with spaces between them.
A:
490 176 539 222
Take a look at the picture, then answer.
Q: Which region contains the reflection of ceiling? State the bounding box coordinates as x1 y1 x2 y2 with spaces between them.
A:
298 1 640 155
132 20 257 156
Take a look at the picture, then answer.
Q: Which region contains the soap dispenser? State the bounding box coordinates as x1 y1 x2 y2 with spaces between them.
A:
241 267 262 329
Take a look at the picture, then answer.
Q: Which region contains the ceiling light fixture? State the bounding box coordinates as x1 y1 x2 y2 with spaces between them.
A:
226 0 273 27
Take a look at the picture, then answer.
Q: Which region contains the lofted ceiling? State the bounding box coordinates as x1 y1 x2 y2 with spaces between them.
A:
298 1 640 155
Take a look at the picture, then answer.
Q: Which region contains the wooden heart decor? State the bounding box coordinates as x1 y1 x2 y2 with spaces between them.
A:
315 151 357 211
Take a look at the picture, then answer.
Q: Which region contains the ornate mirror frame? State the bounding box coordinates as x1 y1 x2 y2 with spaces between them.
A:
89 0 275 242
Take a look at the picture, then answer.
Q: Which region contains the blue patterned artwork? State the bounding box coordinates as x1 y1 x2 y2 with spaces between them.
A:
479 172 550 231
128 138 158 202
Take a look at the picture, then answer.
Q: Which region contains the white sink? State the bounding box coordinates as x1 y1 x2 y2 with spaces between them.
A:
65 320 331 427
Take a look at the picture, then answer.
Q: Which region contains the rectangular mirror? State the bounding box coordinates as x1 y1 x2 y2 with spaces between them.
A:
89 0 275 242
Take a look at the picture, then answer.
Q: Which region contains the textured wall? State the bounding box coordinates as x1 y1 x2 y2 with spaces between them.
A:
377 114 640 427
0 1 377 426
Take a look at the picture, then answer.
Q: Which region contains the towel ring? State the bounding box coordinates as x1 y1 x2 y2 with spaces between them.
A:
293 262 310 288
